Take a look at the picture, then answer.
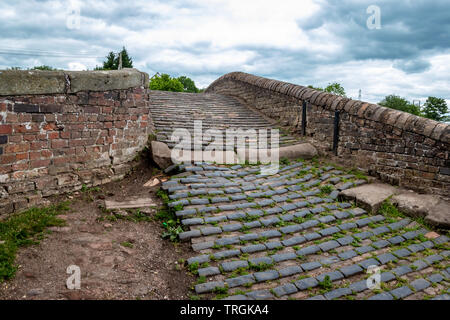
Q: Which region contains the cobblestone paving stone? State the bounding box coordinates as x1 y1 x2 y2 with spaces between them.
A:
162 160 450 300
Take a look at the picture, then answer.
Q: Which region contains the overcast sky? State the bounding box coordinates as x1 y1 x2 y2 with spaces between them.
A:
0 0 449 105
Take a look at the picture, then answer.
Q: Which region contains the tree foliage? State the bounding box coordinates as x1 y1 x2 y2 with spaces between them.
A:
308 82 346 97
149 73 184 92
378 95 421 116
324 83 346 97
32 65 58 71
422 97 448 122
96 47 133 70
177 76 200 93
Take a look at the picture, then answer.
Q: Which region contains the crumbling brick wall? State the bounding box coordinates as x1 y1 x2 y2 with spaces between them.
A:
206 72 450 196
0 69 153 217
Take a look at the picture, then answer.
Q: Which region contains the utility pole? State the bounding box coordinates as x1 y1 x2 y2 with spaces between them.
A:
118 52 123 70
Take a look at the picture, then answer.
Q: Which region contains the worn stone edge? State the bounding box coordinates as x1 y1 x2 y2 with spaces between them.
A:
0 68 149 96
206 71 449 143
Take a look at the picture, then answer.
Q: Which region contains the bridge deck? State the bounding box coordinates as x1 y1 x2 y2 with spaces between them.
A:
149 91 301 150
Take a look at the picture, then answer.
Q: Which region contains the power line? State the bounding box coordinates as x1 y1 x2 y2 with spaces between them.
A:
0 45 100 55
0 47 104 59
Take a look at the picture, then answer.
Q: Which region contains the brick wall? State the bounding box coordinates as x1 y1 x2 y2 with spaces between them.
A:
0 69 153 217
206 72 450 196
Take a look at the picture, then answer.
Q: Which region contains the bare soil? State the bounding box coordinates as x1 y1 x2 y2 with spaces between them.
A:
0 161 196 300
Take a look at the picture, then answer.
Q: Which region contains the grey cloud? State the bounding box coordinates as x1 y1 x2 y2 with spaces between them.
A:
297 0 450 62
0 0 448 104
393 59 431 74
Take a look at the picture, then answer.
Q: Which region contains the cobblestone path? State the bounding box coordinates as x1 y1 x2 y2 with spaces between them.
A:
149 91 301 149
162 160 450 300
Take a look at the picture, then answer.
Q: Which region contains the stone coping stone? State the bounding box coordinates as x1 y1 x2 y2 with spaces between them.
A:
0 68 148 95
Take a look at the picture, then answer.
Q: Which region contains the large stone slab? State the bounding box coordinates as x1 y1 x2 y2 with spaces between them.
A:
0 68 148 95
105 198 156 210
391 193 450 228
236 143 318 163
339 183 401 213
151 141 173 169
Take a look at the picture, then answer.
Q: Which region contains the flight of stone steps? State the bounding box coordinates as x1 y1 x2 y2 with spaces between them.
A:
149 91 301 151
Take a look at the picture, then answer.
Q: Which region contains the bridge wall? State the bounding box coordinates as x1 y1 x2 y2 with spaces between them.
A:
0 69 152 217
206 72 450 196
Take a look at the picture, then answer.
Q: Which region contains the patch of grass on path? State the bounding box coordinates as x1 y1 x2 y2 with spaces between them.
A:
0 202 70 282
377 199 406 219
156 188 184 242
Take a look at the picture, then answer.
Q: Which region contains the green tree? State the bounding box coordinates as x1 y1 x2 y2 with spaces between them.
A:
308 85 322 91
177 76 199 93
308 83 346 97
378 95 421 116
99 51 116 70
149 73 184 92
118 47 133 69
422 97 448 122
32 65 58 71
324 83 346 97
96 47 133 70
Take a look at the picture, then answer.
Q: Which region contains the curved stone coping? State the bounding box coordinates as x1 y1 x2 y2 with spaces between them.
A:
206 71 449 144
0 68 149 96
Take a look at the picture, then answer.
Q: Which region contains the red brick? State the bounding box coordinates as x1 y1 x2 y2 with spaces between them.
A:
102 107 113 113
30 151 41 160
5 143 29 153
41 150 53 158
0 154 16 164
0 125 12 134
60 131 70 139
71 131 81 139
14 124 40 133
12 163 29 171
45 114 56 122
18 114 32 122
6 114 18 123
23 135 38 141
48 132 59 139
30 159 51 169
51 139 68 149
8 135 22 143
53 157 69 165
43 123 57 131
16 153 29 161
69 139 87 147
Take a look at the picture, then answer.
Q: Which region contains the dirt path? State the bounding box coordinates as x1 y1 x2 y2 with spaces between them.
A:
0 162 195 300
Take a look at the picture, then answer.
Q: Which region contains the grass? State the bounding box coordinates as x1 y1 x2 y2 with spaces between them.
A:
81 184 101 193
249 262 274 271
319 185 334 196
213 286 229 299
188 261 199 275
378 199 437 230
155 188 184 242
280 157 290 166
120 241 134 248
377 200 405 219
318 275 333 290
0 202 70 282
346 168 368 181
